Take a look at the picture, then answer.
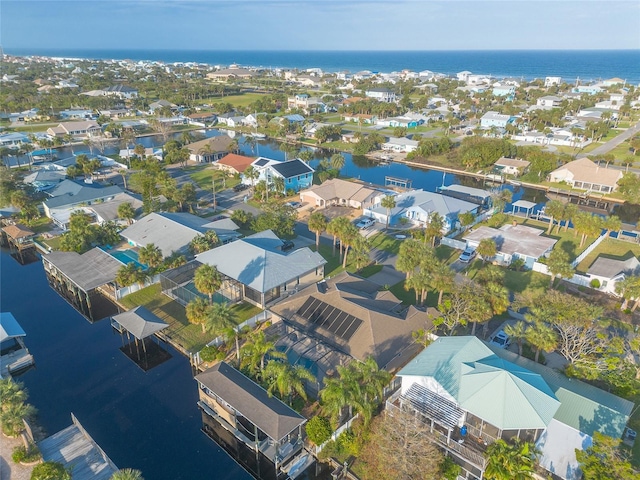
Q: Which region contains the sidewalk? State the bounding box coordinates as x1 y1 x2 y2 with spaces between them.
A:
0 434 35 480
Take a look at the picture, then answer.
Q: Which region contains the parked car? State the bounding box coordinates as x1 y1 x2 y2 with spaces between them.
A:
356 218 375 229
233 183 249 192
489 330 511 349
280 240 294 252
458 247 477 263
285 201 302 209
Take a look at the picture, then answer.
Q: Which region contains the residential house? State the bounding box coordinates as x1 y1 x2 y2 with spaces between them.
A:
43 180 123 228
464 224 557 268
59 109 95 120
603 77 625 87
492 84 516 98
0 132 30 148
390 336 634 480
544 76 562 87
364 189 479 233
456 71 472 82
119 147 164 162
23 169 67 192
480 111 515 129
206 67 256 80
572 84 602 95
243 157 282 186
185 135 235 163
195 362 308 480
536 95 562 108
214 153 255 175
287 94 325 114
299 178 379 209
267 271 438 390
343 113 377 124
46 120 102 139
102 85 138 99
269 159 315 193
216 114 245 128
586 256 640 295
195 230 326 308
547 157 623 193
187 112 217 127
120 212 223 258
365 88 396 103
243 113 267 128
98 108 132 119
148 100 177 115
376 116 420 128
381 137 419 153
493 157 531 177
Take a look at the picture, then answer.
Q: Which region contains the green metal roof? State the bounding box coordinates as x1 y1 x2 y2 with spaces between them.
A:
398 336 634 437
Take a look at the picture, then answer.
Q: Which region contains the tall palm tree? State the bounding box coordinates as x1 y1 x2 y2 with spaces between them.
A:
263 361 315 403
273 176 285 197
208 302 237 337
240 331 285 376
616 275 640 311
380 195 396 229
110 469 144 480
476 238 497 263
186 297 211 334
504 321 527 356
243 165 259 189
340 223 360 268
330 153 345 173
327 217 350 257
424 212 444 247
544 200 565 235
194 264 222 305
138 243 163 268
429 260 455 305
525 322 558 363
308 212 327 248
117 202 136 225
396 239 431 280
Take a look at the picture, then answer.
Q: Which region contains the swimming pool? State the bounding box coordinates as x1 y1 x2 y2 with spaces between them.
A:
111 250 146 269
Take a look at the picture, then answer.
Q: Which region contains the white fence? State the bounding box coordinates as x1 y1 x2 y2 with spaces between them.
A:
313 414 360 455
571 233 607 268
441 237 467 250
532 261 591 288
115 274 160 299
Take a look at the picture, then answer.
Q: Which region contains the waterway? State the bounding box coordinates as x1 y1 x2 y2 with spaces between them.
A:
0 249 252 480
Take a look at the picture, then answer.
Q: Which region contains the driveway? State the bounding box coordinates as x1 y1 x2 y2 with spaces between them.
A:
368 265 406 287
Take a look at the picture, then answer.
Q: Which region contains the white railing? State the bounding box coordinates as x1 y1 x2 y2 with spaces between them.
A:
115 274 160 299
571 233 606 268
313 414 359 455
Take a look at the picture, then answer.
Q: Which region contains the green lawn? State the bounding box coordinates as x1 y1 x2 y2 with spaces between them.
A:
119 284 261 353
576 238 640 274
313 243 380 278
205 93 269 108
40 235 63 251
368 232 404 255
357 264 383 278
187 166 240 190
465 259 550 293
388 280 438 307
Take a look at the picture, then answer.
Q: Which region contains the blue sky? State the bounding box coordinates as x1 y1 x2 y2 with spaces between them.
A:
2 0 639 51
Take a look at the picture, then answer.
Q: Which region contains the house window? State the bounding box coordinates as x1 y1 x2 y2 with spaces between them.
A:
288 178 292 184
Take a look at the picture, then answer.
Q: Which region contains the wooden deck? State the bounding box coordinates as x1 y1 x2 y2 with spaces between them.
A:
37 415 118 480
0 348 35 377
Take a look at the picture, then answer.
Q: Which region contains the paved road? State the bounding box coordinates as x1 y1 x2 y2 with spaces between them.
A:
588 122 640 156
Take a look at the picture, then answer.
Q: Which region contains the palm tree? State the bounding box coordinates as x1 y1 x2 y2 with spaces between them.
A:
263 361 315 403
243 165 259 189
340 223 361 268
110 469 144 480
476 238 497 263
117 202 136 225
330 153 345 173
0 401 37 437
525 322 558 363
208 302 237 336
320 374 353 426
327 217 350 257
397 239 431 280
118 169 129 190
308 212 327 248
272 176 285 197
484 439 538 480
616 275 640 311
504 321 527 356
186 297 211 334
603 215 622 237
138 243 163 268
194 264 222 305
380 195 396 229
240 331 285 376
544 200 564 234
430 261 455 305
547 248 574 288
424 212 444 247
0 379 27 411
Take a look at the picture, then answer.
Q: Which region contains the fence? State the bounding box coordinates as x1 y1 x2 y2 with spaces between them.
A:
313 414 360 456
571 233 606 268
441 237 467 250
115 274 160 299
532 261 591 289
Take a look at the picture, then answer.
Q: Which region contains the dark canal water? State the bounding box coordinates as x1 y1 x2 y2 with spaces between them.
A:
1 249 252 480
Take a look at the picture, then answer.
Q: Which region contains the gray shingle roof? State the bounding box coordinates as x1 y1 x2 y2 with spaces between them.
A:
195 362 305 441
587 256 640 279
43 247 123 291
44 180 123 209
111 306 168 339
196 230 326 293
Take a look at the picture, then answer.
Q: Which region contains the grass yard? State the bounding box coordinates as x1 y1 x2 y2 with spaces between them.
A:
40 235 63 251
187 165 239 190
368 232 404 255
465 259 550 294
206 93 269 108
576 238 640 274
356 264 383 278
388 280 438 307
120 284 260 353
313 243 381 278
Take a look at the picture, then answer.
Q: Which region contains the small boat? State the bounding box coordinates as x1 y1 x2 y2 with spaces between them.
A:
252 132 267 139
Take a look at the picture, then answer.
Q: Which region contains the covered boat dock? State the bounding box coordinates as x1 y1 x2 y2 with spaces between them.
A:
0 312 35 377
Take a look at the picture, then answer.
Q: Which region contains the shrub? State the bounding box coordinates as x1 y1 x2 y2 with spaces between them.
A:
590 279 601 288
487 213 509 228
31 461 71 480
306 416 332 445
199 345 226 363
12 443 41 464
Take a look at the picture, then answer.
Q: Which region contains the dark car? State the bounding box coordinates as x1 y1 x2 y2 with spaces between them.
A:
281 240 294 252
233 183 249 192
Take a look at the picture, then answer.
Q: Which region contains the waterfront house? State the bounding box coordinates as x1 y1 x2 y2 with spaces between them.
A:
120 211 220 258
364 189 479 233
185 135 235 163
195 230 326 308
547 157 623 193
214 153 256 175
492 84 516 98
269 159 315 193
23 169 66 191
0 132 30 148
187 112 217 127
381 137 419 153
586 256 640 295
195 362 308 480
365 88 396 103
267 272 437 392
299 178 379 210
148 99 177 114
480 111 515 129
464 224 557 268
389 336 633 480
437 184 492 209
493 157 531 177
46 120 102 139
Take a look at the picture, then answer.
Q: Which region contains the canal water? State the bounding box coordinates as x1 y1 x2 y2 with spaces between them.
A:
1 249 252 480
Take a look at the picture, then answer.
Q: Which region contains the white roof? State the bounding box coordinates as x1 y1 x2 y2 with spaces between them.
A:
196 230 326 293
536 419 590 480
0 312 26 342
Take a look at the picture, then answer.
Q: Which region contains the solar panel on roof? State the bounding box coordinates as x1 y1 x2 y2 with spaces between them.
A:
254 158 269 166
296 297 363 341
270 160 312 178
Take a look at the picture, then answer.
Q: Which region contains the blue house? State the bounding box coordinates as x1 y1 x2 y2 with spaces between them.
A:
269 159 315 193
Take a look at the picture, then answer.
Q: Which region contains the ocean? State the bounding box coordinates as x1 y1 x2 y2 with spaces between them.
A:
5 48 640 84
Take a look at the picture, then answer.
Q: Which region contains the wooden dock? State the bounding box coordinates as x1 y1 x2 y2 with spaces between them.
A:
0 348 34 377
37 413 118 480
